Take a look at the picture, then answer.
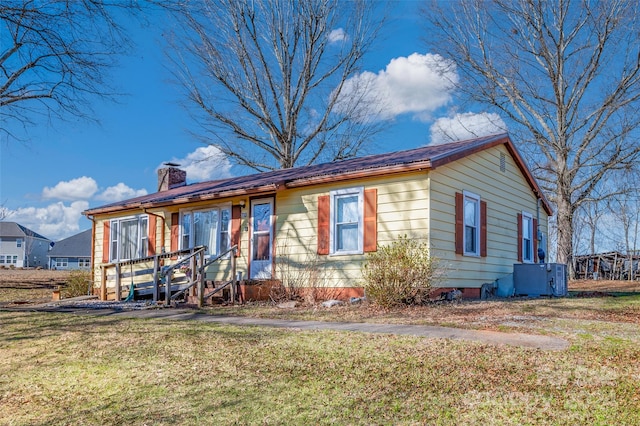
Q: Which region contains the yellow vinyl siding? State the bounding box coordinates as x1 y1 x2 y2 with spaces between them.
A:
274 172 430 289
429 144 548 288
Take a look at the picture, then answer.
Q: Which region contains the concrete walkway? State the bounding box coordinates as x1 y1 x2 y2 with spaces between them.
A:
4 301 569 351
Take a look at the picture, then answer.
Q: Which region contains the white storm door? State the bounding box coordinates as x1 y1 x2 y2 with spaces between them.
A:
250 198 274 279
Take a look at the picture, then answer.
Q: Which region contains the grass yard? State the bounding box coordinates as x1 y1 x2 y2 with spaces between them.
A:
1 272 640 424
1 305 639 426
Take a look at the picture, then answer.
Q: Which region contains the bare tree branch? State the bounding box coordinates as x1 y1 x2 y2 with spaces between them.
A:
165 0 386 172
0 0 142 140
423 0 640 268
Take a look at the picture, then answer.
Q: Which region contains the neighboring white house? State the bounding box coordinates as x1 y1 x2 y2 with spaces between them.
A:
0 222 53 268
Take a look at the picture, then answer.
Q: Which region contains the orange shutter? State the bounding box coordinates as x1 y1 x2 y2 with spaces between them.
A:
170 212 180 259
317 195 330 255
102 221 110 263
480 201 487 257
148 215 157 256
231 205 242 257
517 213 523 262
533 218 538 263
455 192 463 255
364 189 377 252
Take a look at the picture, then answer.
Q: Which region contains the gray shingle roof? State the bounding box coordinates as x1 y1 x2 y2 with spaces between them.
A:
0 222 51 241
47 229 92 257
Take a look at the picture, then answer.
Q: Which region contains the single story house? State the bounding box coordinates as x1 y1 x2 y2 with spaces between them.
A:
0 221 52 268
83 133 552 301
47 229 92 270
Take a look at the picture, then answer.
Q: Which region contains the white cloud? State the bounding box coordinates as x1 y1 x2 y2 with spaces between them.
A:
429 112 507 145
338 53 458 121
329 28 346 43
160 145 233 182
42 176 98 201
95 183 148 202
6 201 89 241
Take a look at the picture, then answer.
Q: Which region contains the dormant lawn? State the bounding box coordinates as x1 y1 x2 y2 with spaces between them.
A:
1 286 639 425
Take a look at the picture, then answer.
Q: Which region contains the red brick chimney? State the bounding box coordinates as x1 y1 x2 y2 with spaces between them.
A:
158 166 186 191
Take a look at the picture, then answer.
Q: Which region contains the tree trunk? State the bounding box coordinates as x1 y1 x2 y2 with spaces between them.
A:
556 192 575 278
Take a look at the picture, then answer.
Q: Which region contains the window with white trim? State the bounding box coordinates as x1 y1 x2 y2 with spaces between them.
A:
16 238 22 248
180 206 231 257
522 212 534 263
464 191 481 256
330 187 364 255
55 258 68 268
78 258 91 268
109 215 149 261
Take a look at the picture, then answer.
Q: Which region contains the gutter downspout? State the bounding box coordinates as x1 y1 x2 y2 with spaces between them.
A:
536 198 543 263
143 209 166 254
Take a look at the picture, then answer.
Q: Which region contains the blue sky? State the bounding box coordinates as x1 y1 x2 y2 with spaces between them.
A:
0 1 504 241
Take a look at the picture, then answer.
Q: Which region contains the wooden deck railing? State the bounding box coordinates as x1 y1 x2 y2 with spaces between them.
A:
99 245 239 307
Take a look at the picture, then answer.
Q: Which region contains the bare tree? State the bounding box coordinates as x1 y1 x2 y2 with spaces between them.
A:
575 201 605 256
422 0 640 271
605 170 640 280
166 0 385 171
0 1 140 140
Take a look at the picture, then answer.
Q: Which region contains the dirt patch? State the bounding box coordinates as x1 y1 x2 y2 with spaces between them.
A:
0 269 73 305
0 268 71 288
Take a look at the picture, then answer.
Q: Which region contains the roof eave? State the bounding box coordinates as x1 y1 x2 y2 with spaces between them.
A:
284 160 433 188
429 134 553 216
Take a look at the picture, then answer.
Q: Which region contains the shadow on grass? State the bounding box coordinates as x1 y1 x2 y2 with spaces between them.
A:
0 309 280 347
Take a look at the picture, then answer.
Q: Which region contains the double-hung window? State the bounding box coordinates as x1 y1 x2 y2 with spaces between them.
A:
522 212 534 262
463 191 481 256
330 187 364 255
109 215 148 261
181 206 231 257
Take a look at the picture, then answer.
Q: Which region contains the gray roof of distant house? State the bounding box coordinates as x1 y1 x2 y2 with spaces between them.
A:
48 229 92 258
0 221 51 241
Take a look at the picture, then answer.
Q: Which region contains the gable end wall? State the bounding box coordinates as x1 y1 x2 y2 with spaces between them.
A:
429 144 548 288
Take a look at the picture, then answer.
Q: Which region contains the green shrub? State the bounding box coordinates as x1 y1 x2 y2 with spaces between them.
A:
362 235 446 308
62 270 92 298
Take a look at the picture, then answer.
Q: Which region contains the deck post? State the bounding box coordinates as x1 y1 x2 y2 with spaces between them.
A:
115 263 121 301
152 255 159 302
198 250 205 308
231 248 237 304
190 254 197 299
165 269 171 306
100 266 107 301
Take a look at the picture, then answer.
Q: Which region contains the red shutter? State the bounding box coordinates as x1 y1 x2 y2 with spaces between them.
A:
231 205 242 257
364 189 377 252
102 221 110 263
517 213 523 262
170 212 180 259
533 218 538 263
317 195 330 255
455 192 463 255
148 214 157 256
480 200 487 257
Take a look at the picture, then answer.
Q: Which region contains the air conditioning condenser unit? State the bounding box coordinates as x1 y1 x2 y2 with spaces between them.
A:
513 263 567 297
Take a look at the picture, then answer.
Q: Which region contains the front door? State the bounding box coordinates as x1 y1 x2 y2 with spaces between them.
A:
250 198 274 279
